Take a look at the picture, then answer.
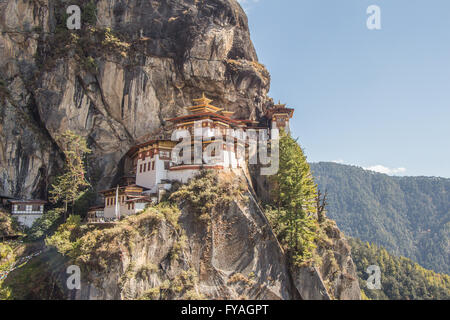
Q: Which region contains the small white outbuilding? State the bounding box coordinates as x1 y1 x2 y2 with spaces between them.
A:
9 200 46 228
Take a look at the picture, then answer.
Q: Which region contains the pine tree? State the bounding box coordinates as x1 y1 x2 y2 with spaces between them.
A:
268 130 318 264
49 130 91 218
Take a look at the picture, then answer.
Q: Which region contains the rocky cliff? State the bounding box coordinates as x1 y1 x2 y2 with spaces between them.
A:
74 173 300 300
1 172 360 300
0 0 361 300
0 0 272 198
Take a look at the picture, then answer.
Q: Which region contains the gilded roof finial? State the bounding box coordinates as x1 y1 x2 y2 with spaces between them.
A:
193 93 213 106
187 93 222 114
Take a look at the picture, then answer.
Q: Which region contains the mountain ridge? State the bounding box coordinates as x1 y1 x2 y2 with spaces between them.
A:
310 162 450 275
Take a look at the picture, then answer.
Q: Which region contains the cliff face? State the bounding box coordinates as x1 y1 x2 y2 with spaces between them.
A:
73 191 359 300
2 173 359 300
293 219 361 300
76 190 300 300
0 0 361 300
2 172 360 300
0 0 271 197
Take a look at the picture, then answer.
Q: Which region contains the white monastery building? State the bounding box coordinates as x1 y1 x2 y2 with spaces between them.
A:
90 94 294 221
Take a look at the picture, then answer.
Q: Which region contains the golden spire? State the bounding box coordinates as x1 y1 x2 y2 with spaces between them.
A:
275 100 286 107
193 92 213 106
187 93 222 114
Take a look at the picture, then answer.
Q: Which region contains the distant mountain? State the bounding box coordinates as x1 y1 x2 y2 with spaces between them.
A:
310 162 450 275
349 238 450 300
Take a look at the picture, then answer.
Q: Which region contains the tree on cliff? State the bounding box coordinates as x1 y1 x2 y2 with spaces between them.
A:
49 131 91 218
268 130 318 265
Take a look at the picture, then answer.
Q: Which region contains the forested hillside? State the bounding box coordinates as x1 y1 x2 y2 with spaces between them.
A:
349 238 450 300
310 162 450 274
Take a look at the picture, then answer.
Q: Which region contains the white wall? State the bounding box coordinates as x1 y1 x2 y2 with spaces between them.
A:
136 155 169 192
104 198 149 219
11 204 44 215
223 149 240 169
168 168 201 184
104 199 134 219
94 210 104 217
11 204 44 228
134 202 147 213
16 215 41 228
103 204 116 219
136 156 157 190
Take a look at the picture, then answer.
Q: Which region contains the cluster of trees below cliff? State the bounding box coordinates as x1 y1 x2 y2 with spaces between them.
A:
310 162 450 275
350 238 450 300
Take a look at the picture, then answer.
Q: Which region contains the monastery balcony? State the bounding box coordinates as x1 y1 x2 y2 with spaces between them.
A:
87 217 117 224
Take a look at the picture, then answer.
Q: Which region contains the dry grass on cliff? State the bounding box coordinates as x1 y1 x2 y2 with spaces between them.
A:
225 59 270 81
138 268 203 300
45 171 247 293
78 205 181 272
169 170 247 221
45 204 182 274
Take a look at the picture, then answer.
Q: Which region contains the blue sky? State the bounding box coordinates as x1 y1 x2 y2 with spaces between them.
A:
239 0 450 178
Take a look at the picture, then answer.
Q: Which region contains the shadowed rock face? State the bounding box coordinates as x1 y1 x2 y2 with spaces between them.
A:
0 0 272 197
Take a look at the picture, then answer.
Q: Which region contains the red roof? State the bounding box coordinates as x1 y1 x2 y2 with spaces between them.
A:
167 112 244 125
88 206 105 211
265 105 294 118
98 184 149 194
237 119 258 123
9 200 47 204
126 138 173 158
125 195 153 203
0 195 15 199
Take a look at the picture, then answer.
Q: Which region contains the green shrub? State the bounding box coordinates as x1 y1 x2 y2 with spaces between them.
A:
73 188 97 219
139 287 160 300
0 209 17 237
82 1 97 25
45 215 82 256
26 208 64 241
135 264 158 281
0 243 13 265
139 269 202 300
81 56 98 73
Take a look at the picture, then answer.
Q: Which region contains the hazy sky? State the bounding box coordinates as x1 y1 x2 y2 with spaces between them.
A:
239 0 450 178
